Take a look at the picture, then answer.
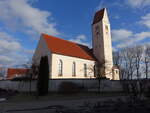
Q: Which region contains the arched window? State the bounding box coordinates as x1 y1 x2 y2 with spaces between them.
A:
84 64 87 77
58 60 63 76
72 62 76 76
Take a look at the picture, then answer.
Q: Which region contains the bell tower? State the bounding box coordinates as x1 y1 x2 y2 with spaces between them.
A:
92 8 114 79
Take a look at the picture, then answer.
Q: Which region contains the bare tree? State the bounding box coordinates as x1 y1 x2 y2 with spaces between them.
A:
122 47 136 80
87 59 112 93
113 45 150 101
143 45 150 79
133 46 143 79
113 51 122 67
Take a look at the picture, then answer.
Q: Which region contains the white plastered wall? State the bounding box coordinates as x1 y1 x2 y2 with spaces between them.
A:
32 36 52 76
102 9 113 68
51 53 96 79
112 68 120 80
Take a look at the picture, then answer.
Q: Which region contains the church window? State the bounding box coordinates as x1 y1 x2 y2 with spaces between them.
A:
72 62 76 76
105 25 108 30
116 70 118 74
58 60 63 76
84 64 87 77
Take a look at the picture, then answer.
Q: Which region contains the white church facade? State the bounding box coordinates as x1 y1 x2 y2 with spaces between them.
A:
32 8 120 80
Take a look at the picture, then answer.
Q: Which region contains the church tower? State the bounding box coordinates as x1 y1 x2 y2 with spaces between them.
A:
92 8 115 80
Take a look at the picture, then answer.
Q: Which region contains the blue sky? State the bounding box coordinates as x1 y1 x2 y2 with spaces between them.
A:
0 0 150 67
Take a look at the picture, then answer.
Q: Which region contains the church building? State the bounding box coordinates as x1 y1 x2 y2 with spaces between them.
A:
32 8 120 80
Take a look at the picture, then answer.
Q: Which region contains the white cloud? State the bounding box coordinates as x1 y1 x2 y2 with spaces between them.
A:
113 11 150 49
0 31 32 67
112 29 133 42
0 55 14 65
113 15 120 19
126 0 150 8
139 13 150 29
135 32 150 40
0 32 21 54
0 0 60 37
0 32 17 41
112 29 150 49
69 34 91 47
75 35 86 41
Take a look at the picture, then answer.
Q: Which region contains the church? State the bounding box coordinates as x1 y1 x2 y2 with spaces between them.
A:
32 8 120 80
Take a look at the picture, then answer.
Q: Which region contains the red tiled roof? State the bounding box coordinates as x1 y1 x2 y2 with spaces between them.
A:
93 8 105 24
7 68 29 79
42 33 96 61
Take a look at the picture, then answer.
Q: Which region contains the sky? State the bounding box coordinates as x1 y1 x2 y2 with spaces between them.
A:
0 0 150 67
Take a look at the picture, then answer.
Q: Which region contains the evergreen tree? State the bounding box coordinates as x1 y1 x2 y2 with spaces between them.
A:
37 56 49 96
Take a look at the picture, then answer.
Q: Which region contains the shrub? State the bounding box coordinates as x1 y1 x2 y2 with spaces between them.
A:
58 81 84 94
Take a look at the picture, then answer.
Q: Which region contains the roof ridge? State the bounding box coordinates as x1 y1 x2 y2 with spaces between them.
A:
41 33 95 61
42 33 89 48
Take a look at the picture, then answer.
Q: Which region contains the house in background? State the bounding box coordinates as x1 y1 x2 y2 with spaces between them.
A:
32 8 120 80
6 68 30 80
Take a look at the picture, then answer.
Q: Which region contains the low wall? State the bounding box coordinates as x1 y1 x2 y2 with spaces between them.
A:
0 79 123 92
0 80 37 92
48 79 123 92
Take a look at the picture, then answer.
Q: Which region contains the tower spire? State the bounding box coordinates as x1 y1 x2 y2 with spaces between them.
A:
93 8 105 25
92 8 114 79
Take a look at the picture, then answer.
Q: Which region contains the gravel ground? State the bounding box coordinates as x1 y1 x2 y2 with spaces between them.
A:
1 99 150 113
0 94 126 113
1 92 149 113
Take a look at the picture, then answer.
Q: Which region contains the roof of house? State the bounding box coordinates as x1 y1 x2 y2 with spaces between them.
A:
93 8 105 25
42 33 96 61
7 68 29 79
